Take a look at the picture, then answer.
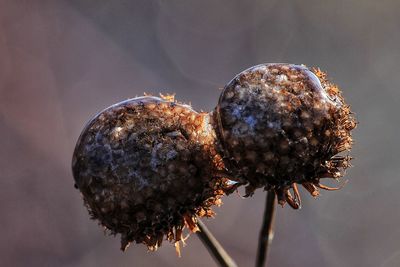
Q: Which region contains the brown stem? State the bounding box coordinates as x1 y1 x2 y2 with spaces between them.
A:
197 219 238 267
255 190 276 267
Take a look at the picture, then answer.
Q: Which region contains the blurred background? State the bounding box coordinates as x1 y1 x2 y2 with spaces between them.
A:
0 0 399 266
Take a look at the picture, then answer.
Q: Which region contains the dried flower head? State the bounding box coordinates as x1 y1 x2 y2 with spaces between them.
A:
72 95 229 252
213 63 356 208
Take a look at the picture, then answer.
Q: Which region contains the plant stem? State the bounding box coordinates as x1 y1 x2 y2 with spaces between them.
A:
255 190 276 267
197 219 238 267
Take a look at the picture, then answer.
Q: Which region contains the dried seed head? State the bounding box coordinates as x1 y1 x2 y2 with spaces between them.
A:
72 96 228 251
213 63 356 208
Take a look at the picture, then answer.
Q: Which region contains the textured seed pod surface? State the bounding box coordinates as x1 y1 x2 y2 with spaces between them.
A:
213 63 356 208
72 96 228 251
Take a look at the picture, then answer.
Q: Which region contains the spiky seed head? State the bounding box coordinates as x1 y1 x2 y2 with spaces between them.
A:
72 96 228 251
213 63 356 208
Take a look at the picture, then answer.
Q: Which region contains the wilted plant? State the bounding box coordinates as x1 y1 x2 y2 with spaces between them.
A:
72 96 233 254
213 63 356 208
72 63 356 267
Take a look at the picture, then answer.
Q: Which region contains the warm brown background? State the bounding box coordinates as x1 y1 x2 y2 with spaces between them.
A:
1 1 398 266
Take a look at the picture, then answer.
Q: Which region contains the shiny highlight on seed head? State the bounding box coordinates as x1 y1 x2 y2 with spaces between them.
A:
213 63 356 209
72 95 231 252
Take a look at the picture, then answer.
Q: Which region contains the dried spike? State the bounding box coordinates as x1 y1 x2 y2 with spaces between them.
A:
181 233 190 247
244 184 257 197
276 187 286 207
285 189 300 209
319 171 342 179
197 208 206 217
157 233 163 248
184 214 199 232
120 234 131 251
224 182 241 195
302 183 320 198
160 93 176 102
174 242 181 257
167 230 174 242
205 209 215 218
292 183 302 209
315 180 348 191
175 227 183 242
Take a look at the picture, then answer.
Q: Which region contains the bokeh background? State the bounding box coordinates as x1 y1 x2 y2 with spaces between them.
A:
1 0 399 266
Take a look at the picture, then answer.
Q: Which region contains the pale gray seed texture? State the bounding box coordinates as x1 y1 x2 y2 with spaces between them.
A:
72 96 228 251
213 63 356 206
